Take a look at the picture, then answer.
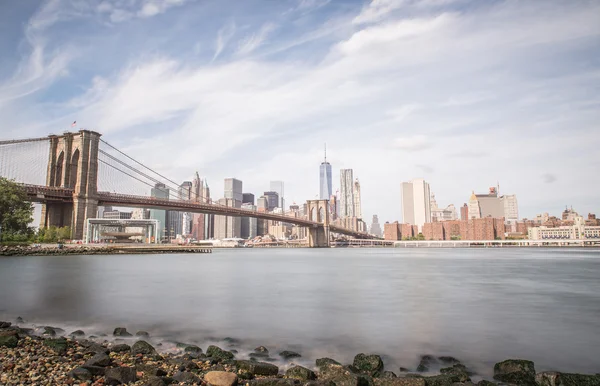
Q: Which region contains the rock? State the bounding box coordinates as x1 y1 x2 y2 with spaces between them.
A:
493 359 536 386
136 330 150 338
439 365 470 382
353 353 384 377
380 371 397 378
316 358 341 370
399 368 410 373
304 381 337 386
280 350 302 360
113 327 133 337
85 352 111 367
285 365 316 381
144 376 167 386
82 365 107 376
438 357 460 365
111 343 131 352
236 360 279 376
43 326 57 336
43 337 68 354
205 370 239 386
249 379 297 386
536 371 600 386
0 331 18 348
132 340 156 355
184 344 202 354
16 317 24 324
255 345 269 353
105 366 137 385
70 330 85 337
476 381 495 386
224 337 241 345
319 363 371 386
172 371 201 383
207 345 235 361
70 367 93 381
373 379 426 386
416 355 438 372
136 364 168 377
0 321 11 328
423 374 462 386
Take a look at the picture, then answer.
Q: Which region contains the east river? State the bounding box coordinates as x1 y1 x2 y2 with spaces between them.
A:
1 248 599 377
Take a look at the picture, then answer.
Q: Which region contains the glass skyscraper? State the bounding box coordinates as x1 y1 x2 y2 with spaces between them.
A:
319 145 332 200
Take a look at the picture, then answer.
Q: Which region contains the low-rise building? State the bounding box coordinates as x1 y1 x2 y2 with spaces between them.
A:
528 216 600 240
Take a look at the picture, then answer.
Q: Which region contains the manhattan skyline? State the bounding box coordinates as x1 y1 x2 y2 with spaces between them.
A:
0 0 598 223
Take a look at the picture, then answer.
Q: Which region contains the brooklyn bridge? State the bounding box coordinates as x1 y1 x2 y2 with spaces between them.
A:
0 130 377 247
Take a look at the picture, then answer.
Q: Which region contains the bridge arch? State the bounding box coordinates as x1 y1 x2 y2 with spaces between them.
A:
69 148 79 189
55 151 64 186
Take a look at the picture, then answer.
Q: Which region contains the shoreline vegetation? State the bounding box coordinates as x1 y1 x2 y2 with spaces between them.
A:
1 320 600 386
0 244 213 256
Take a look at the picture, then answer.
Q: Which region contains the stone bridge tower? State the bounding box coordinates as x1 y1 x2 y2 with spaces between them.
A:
306 199 330 247
40 130 102 240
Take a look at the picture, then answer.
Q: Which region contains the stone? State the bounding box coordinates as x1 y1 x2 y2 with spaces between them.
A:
255 345 269 353
373 379 426 386
136 364 168 377
144 376 167 386
70 330 85 337
439 365 470 382
493 359 536 386
438 357 460 365
0 332 18 348
105 366 137 385
113 327 133 337
399 368 410 373
304 381 337 386
249 379 297 386
319 363 371 386
423 374 462 386
416 355 438 372
43 326 57 336
172 371 201 383
82 365 107 376
136 331 150 338
43 337 68 354
85 352 111 367
380 371 397 379
236 360 279 376
16 317 24 324
0 321 11 328
132 340 157 355
476 381 495 386
285 365 316 381
316 358 342 370
70 367 93 381
111 343 131 353
279 350 302 360
353 353 384 377
536 371 600 386
184 344 202 354
205 370 239 386
207 345 235 361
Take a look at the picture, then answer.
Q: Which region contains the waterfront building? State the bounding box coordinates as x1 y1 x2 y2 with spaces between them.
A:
103 209 132 219
467 187 519 222
150 182 169 240
528 216 600 240
339 169 355 218
353 178 362 219
401 178 431 230
319 145 332 200
370 215 382 237
270 181 284 209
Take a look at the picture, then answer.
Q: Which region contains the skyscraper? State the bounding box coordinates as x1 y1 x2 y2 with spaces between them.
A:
353 178 362 219
270 181 284 209
242 193 255 205
339 169 355 218
214 178 242 239
150 183 169 240
370 215 382 237
319 144 332 200
401 178 431 231
224 178 243 202
263 191 279 211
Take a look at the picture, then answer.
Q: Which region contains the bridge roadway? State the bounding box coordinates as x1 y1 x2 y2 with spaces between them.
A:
21 184 375 239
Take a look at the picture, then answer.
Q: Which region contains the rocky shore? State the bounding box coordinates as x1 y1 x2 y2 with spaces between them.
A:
0 245 212 257
1 320 599 386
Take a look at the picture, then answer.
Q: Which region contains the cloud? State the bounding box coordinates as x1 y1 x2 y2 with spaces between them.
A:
386 104 422 122
391 135 432 151
542 174 557 184
213 21 236 61
416 164 434 173
237 23 277 56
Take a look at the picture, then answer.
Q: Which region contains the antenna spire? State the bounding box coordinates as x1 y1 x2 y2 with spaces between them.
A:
324 143 327 163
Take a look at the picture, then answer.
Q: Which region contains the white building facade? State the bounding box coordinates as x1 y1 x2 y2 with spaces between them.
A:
401 178 431 231
528 216 600 240
339 169 355 218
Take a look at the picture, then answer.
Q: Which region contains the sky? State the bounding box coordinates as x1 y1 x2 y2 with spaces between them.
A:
0 0 599 224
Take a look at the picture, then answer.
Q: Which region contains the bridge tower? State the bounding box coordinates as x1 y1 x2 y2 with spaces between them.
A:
306 199 330 247
40 130 102 240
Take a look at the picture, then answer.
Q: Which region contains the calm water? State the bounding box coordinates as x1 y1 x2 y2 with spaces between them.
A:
1 248 599 377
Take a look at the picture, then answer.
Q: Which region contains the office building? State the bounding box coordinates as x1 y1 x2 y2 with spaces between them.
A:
370 215 382 237
103 210 132 219
241 203 258 239
401 178 431 230
263 191 279 211
430 193 457 222
460 204 468 221
224 178 243 202
270 181 284 209
528 216 600 240
150 183 169 240
242 193 255 205
353 178 362 219
339 169 355 218
214 198 241 239
319 144 332 200
467 187 519 221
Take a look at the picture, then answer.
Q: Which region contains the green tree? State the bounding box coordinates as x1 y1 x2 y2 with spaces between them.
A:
57 226 71 241
0 177 34 242
417 233 425 240
44 226 58 243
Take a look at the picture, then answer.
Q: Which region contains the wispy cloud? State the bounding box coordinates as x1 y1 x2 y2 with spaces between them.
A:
392 135 432 151
542 174 557 184
237 23 277 56
213 21 236 61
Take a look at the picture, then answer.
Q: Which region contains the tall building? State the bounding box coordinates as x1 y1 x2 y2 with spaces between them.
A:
370 215 382 237
430 193 456 222
179 181 193 236
150 183 169 240
339 169 355 218
242 193 255 205
263 191 279 211
504 194 519 221
468 192 482 219
214 178 242 239
241 203 258 239
270 181 284 209
401 178 431 230
224 178 243 202
467 187 519 221
319 144 332 200
353 178 362 219
460 203 468 221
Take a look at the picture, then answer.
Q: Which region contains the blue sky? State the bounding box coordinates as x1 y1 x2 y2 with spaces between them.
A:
0 0 599 223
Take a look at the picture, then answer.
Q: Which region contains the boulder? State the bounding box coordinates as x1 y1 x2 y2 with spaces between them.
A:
236 360 279 376
70 330 85 337
438 357 460 365
70 367 93 381
184 345 202 354
493 359 536 386
205 370 239 386
316 358 342 370
111 343 131 353
379 371 397 379
439 365 470 382
136 331 150 338
476 381 495 386
353 353 384 377
43 337 68 354
0 331 18 348
536 371 600 386
285 365 316 381
43 326 57 336
422 374 462 386
172 371 201 383
0 321 12 328
132 340 156 355
255 345 269 353
85 352 111 367
249 379 297 386
416 355 438 372
16 317 24 324
373 379 426 386
207 345 235 361
136 363 168 377
144 376 167 386
105 366 137 385
113 327 133 337
82 365 107 376
319 363 372 386
280 350 302 360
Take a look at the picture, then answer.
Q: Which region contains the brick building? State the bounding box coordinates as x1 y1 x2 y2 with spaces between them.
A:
422 222 445 240
384 222 401 241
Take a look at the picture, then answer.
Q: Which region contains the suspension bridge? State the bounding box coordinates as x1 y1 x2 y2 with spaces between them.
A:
0 130 376 247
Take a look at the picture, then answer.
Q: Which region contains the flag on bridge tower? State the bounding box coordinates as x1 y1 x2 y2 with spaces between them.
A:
71 121 76 127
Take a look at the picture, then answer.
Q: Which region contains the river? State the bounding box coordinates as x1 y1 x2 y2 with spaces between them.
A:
1 248 599 378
